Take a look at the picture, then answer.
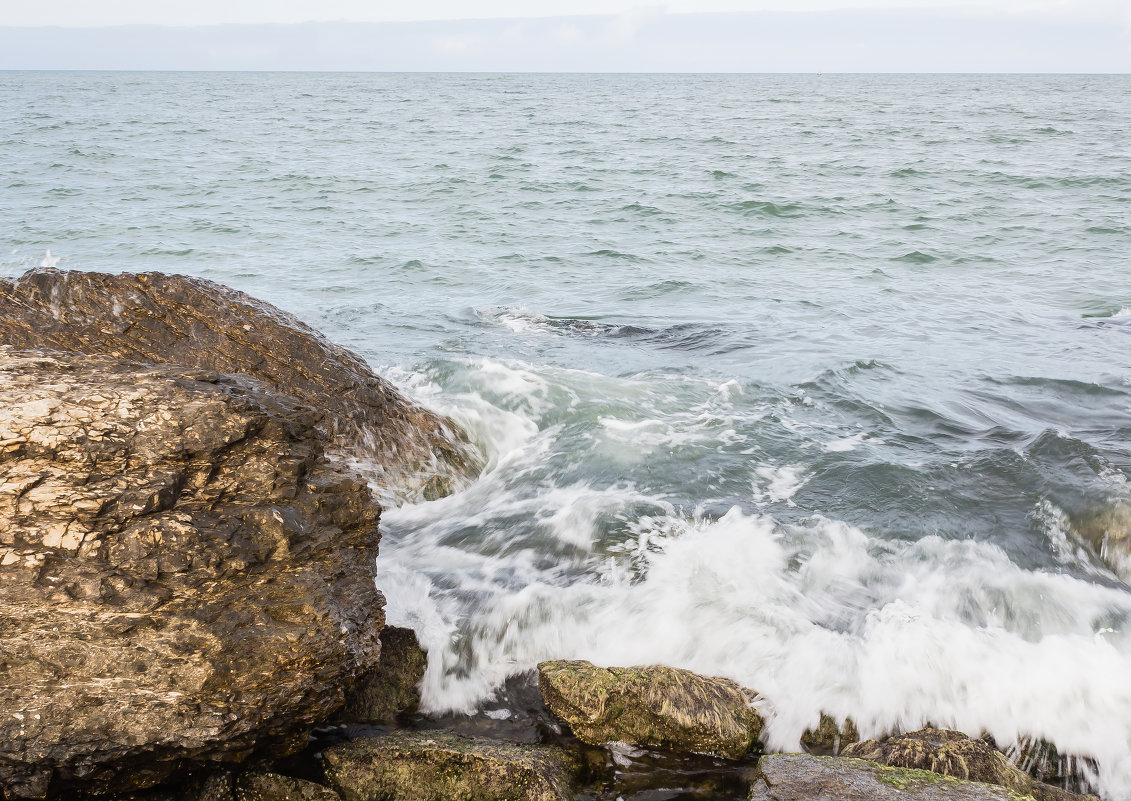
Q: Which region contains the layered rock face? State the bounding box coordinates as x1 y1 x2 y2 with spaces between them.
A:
0 268 481 502
0 349 384 798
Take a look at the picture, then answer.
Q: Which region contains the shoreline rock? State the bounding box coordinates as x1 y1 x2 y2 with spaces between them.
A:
0 268 482 503
843 729 1098 801
749 754 1043 801
0 349 383 798
537 660 763 761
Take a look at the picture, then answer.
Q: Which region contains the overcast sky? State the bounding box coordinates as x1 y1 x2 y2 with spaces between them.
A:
2 1 1129 71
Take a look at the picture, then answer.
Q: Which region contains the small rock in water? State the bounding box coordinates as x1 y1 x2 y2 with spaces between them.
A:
337 626 427 725
537 659 763 760
322 730 578 801
843 728 1098 801
749 754 1037 801
801 713 860 754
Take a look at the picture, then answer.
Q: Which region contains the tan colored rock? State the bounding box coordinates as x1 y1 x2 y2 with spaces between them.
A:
537 659 763 760
322 731 577 801
0 268 482 502
0 350 383 798
801 714 860 754
337 626 427 724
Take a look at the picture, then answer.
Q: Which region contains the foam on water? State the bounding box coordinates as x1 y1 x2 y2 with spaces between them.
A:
378 356 1131 801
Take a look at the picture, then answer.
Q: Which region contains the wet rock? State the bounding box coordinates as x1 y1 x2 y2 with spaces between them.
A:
748 754 1036 801
0 349 383 798
322 730 578 801
800 714 860 754
337 626 427 724
1004 737 1098 796
1073 503 1131 582
234 772 340 801
537 660 763 760
843 729 1097 801
0 268 482 502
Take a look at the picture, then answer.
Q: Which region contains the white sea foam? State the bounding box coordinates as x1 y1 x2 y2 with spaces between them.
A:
824 431 872 452
377 356 1131 800
753 465 807 506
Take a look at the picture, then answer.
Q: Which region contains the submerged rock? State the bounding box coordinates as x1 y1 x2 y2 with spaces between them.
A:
843 729 1097 801
0 268 482 502
801 714 860 754
1073 503 1131 582
337 626 427 724
0 349 383 797
537 660 763 760
748 754 1036 801
322 730 578 801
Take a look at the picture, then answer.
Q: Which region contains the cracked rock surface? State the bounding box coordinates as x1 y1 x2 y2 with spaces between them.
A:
0 349 384 798
0 268 481 503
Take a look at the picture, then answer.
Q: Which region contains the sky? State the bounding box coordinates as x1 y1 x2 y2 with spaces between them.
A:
1 1 1129 71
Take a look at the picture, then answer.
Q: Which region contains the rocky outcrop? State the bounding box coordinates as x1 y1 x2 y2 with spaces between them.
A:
537 660 763 760
0 268 482 502
322 731 578 801
843 729 1097 801
0 349 384 798
748 754 1037 801
337 626 427 724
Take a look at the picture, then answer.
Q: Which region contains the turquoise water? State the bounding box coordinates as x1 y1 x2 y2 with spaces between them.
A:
3 72 1131 796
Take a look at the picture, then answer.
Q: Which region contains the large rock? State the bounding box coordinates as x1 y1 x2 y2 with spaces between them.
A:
0 349 384 798
748 754 1039 801
336 626 427 724
843 729 1097 801
322 730 577 801
537 660 763 760
0 268 482 503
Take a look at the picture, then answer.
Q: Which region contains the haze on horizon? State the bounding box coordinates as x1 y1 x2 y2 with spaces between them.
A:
1 0 1129 72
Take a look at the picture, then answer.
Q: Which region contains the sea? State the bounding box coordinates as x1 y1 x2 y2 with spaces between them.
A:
2 72 1130 797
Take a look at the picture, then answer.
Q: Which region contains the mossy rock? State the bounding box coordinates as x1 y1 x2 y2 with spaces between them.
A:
235 772 340 801
337 626 427 724
843 729 1097 801
749 754 1044 800
537 659 763 760
322 730 578 801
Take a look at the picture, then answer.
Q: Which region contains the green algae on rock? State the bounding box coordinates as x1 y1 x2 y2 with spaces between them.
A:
843 729 1097 801
537 660 763 760
748 754 1043 801
234 772 341 801
322 730 577 801
337 626 427 725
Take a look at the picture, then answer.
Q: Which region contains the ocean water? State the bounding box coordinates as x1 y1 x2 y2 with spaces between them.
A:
3 71 1131 796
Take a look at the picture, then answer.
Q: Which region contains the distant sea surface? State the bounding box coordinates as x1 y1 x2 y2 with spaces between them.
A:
3 72 1131 796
